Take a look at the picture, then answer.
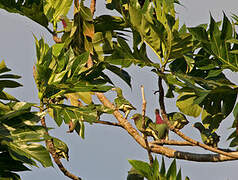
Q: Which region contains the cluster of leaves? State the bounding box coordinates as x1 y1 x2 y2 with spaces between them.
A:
128 157 189 180
104 0 238 147
0 61 52 179
2 0 238 179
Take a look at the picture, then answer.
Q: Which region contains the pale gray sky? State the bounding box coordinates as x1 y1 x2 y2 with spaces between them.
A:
1 1 238 180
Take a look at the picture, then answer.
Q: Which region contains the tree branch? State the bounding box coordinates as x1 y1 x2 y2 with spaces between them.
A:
157 76 238 159
95 89 238 162
151 139 194 146
141 85 154 165
149 143 238 162
40 103 82 180
93 120 123 128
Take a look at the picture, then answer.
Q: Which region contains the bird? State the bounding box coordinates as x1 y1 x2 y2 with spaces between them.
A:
112 87 136 119
167 111 189 130
155 109 189 129
52 137 69 161
131 114 168 140
193 122 220 147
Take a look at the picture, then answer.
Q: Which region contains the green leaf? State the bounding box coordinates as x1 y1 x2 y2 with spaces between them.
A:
183 55 195 73
176 168 182 180
188 27 208 42
0 0 48 27
0 80 22 89
52 43 65 57
221 13 232 40
0 91 18 101
233 102 238 119
128 160 152 179
0 152 30 171
0 171 21 180
151 157 160 179
160 157 166 177
8 141 52 168
79 1 93 21
49 104 110 128
105 64 131 88
176 92 202 117
0 60 11 74
43 0 73 22
166 159 177 180
0 74 21 79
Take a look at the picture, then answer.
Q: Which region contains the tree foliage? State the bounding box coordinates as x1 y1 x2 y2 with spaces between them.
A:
1 0 238 179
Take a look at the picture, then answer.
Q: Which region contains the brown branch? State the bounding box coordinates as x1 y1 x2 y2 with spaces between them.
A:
157 76 238 159
173 127 238 159
93 120 123 127
96 90 238 162
149 144 238 162
40 103 81 180
151 139 194 146
90 0 96 16
141 85 154 165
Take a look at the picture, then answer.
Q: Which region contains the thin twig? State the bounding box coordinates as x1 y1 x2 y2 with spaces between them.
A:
141 85 154 165
157 76 238 159
94 120 123 128
40 102 82 180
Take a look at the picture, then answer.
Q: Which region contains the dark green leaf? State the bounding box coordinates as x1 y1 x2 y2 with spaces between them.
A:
221 13 232 40
0 152 30 172
105 64 131 88
166 159 177 180
128 160 152 179
0 0 48 27
0 80 22 89
188 27 208 42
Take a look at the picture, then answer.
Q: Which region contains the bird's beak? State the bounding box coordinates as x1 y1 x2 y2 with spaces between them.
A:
192 124 195 127
111 88 116 91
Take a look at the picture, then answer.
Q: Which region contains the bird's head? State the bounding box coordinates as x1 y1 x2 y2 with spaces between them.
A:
155 109 160 114
193 122 204 131
155 109 164 124
130 114 142 121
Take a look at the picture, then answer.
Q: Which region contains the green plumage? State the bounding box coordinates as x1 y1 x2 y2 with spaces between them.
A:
52 137 69 161
193 122 220 147
131 114 168 140
113 88 136 118
167 112 189 130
